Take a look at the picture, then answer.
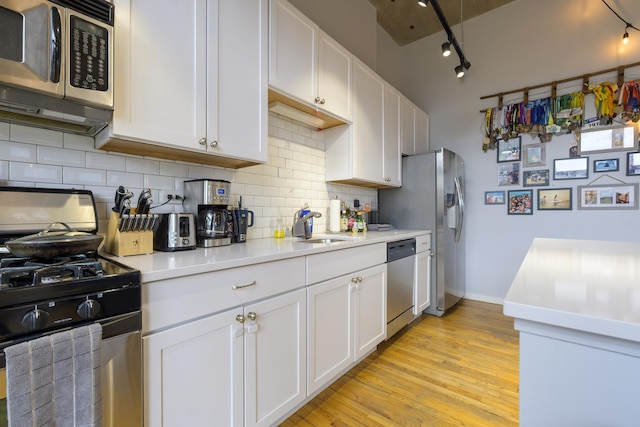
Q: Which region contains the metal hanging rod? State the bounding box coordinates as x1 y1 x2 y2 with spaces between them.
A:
480 60 640 109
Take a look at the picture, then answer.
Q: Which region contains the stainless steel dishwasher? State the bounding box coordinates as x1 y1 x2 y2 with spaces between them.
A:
386 238 416 338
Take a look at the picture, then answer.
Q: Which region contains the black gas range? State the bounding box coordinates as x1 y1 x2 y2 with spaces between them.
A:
0 187 141 362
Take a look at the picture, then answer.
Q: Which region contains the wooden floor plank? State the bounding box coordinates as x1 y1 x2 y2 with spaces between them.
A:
279 299 519 426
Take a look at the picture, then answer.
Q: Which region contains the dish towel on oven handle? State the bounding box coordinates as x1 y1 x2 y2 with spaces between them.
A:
4 323 103 427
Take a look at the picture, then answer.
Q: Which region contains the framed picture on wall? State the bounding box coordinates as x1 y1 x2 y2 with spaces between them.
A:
537 188 572 210
523 169 550 187
553 157 589 180
507 190 533 215
498 163 520 186
485 191 505 205
577 183 638 210
626 152 640 176
593 158 619 172
497 137 522 163
578 125 637 154
523 143 546 167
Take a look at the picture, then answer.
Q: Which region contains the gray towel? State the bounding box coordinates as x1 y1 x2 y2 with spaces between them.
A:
5 323 103 427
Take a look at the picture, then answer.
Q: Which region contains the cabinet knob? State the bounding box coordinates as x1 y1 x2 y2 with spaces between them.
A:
236 314 245 323
247 311 257 321
319 98 325 105
210 140 218 148
314 97 321 104
351 277 358 284
198 138 207 146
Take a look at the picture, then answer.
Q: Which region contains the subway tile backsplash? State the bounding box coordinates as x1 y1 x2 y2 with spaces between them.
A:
0 114 377 239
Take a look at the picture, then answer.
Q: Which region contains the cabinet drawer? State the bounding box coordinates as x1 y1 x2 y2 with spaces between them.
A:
143 257 305 333
415 233 431 253
306 243 386 285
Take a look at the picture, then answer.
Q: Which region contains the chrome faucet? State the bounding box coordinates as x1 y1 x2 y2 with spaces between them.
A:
292 210 322 239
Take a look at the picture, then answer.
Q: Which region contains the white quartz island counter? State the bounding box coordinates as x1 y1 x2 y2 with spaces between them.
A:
504 238 640 427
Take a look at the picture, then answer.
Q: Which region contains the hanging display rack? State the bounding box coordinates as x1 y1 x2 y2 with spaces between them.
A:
480 61 640 110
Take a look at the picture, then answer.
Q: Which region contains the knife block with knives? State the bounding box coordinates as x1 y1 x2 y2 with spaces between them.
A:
105 211 157 256
105 187 157 256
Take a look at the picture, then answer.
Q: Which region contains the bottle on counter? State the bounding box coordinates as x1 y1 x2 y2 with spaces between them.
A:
340 201 348 232
355 211 365 232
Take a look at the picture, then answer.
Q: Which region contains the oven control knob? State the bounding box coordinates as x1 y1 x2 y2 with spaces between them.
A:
77 299 101 319
21 309 50 331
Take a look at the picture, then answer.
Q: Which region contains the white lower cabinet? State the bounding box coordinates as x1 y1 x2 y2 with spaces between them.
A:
307 264 386 395
144 288 306 427
413 234 432 315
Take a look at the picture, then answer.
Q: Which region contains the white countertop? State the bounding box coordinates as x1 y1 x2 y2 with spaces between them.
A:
503 238 640 343
103 229 428 284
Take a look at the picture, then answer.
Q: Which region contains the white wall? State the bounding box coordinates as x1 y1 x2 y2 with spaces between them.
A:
396 0 640 302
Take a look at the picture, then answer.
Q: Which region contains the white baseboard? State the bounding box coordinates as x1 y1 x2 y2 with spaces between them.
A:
463 293 504 305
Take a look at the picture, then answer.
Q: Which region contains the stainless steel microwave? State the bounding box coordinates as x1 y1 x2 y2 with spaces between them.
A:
0 0 114 135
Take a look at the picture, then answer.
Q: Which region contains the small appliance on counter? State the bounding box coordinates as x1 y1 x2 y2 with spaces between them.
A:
183 179 233 247
153 213 196 251
231 196 254 243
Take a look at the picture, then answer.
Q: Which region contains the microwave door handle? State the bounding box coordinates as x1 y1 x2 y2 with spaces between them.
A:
50 6 61 83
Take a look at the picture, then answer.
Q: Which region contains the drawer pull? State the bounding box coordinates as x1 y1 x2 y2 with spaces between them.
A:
232 280 257 290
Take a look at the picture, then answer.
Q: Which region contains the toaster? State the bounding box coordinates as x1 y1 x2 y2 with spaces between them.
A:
153 213 196 251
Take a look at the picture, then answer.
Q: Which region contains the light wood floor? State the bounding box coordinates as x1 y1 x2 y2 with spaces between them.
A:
280 299 519 426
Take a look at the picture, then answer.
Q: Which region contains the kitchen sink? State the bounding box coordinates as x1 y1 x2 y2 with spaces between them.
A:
298 236 357 244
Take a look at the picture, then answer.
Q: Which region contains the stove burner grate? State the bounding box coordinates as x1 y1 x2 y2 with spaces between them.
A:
0 256 104 288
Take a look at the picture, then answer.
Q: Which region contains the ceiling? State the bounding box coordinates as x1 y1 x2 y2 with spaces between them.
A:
368 0 515 46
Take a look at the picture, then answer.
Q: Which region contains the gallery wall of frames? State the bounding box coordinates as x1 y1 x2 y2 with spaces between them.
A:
484 124 640 215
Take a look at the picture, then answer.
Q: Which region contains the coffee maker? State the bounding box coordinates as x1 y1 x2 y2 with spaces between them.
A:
183 179 233 247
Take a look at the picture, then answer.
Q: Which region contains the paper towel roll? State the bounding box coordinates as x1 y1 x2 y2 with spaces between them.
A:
329 199 341 232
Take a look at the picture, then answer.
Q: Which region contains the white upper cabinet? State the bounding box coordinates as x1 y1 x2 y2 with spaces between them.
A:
400 96 430 156
384 84 402 187
325 59 400 188
269 0 352 123
96 0 267 168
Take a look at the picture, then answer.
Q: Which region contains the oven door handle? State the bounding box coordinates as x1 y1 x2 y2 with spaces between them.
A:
50 6 62 83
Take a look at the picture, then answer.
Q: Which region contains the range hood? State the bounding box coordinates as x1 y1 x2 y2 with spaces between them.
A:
0 84 112 136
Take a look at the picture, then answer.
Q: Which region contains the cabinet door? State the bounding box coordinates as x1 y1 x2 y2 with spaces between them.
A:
383 85 401 187
144 308 243 427
244 289 306 427
209 0 268 163
353 59 384 183
307 275 353 395
268 0 317 104
111 0 207 150
414 249 432 314
317 32 352 121
354 264 387 360
414 107 430 155
400 96 416 156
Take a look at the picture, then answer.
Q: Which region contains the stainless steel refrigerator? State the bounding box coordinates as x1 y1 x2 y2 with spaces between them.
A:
379 147 465 316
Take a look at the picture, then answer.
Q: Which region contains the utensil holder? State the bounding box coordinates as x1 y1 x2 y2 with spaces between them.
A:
105 213 154 256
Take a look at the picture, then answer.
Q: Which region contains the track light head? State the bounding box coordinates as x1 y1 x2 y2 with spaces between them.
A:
455 60 470 78
441 41 451 57
417 0 428 7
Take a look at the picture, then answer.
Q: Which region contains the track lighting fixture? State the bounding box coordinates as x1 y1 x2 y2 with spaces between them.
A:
441 41 451 57
424 0 471 78
602 1 638 45
417 0 428 7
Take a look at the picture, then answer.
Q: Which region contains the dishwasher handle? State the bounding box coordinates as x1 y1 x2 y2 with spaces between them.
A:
387 238 416 262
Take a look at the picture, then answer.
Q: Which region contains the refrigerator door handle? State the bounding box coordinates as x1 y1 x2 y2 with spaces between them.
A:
454 176 464 242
